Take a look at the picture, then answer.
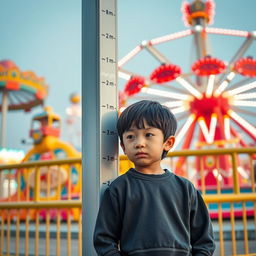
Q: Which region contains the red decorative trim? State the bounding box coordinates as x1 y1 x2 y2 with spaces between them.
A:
6 81 20 90
234 57 256 77
192 56 225 76
124 76 145 96
150 64 181 83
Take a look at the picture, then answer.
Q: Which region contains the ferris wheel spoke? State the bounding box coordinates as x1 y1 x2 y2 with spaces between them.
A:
226 77 254 91
131 94 163 102
206 27 249 37
153 83 188 94
118 45 143 67
224 80 256 96
180 120 197 149
233 92 256 100
140 87 192 101
198 114 217 144
231 100 256 107
228 110 256 141
150 29 192 45
206 75 215 97
214 108 228 141
223 115 231 141
230 127 248 147
118 68 146 81
217 35 255 84
162 100 186 108
172 114 196 151
143 43 170 64
228 35 255 64
169 106 189 114
214 72 236 96
176 112 189 122
175 77 202 99
174 120 197 173
231 106 256 117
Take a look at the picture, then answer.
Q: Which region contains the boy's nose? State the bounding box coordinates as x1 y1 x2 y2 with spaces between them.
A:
134 138 145 148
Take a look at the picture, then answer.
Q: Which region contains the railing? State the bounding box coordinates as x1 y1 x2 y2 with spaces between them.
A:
121 147 256 256
0 147 255 256
0 158 82 256
164 147 256 256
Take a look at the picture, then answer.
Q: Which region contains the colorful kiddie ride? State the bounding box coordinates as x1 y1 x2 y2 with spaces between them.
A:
0 59 48 147
19 106 81 221
118 0 256 217
0 59 48 218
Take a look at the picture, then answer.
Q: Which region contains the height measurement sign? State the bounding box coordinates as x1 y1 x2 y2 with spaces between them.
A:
100 0 118 183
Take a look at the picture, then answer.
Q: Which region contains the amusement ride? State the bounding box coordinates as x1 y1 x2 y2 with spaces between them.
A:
0 60 48 148
0 60 81 220
0 60 48 200
118 0 256 187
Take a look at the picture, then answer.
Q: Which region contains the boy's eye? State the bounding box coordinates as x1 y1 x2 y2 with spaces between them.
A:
126 134 134 139
146 133 154 137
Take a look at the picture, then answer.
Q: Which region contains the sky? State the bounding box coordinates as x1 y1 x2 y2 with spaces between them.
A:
0 0 256 152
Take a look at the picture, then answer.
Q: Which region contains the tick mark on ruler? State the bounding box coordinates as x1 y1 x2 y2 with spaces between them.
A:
101 57 116 64
101 33 116 40
101 104 116 110
101 9 115 16
102 156 117 161
102 130 116 135
102 80 115 86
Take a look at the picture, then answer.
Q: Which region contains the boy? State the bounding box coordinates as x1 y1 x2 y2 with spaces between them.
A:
94 100 215 256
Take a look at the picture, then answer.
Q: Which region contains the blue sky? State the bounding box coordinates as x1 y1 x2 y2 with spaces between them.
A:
0 0 256 151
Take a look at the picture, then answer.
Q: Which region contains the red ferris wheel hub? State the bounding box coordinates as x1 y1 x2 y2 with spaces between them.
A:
150 63 181 83
192 56 226 76
124 76 145 96
190 94 229 116
234 57 256 77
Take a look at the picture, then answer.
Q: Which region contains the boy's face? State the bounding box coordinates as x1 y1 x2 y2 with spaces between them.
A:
121 120 175 171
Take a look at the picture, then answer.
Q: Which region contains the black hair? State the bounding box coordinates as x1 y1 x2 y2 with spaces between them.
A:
117 100 177 158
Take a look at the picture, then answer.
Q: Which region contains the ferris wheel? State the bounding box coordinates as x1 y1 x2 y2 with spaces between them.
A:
118 0 256 185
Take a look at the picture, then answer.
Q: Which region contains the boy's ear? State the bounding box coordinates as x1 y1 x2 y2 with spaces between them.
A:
163 136 175 151
120 142 126 154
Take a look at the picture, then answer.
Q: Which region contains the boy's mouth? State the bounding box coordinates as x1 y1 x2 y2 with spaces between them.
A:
135 152 148 157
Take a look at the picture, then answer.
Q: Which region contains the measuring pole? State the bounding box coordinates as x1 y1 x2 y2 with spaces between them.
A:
82 0 118 255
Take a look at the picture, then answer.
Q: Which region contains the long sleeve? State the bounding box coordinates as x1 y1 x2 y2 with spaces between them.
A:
93 188 122 256
190 190 215 256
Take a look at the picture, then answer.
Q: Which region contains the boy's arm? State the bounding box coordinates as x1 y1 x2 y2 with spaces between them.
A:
94 188 122 256
190 190 215 256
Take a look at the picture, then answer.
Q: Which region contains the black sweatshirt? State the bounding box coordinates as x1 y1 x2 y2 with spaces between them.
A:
94 168 215 256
